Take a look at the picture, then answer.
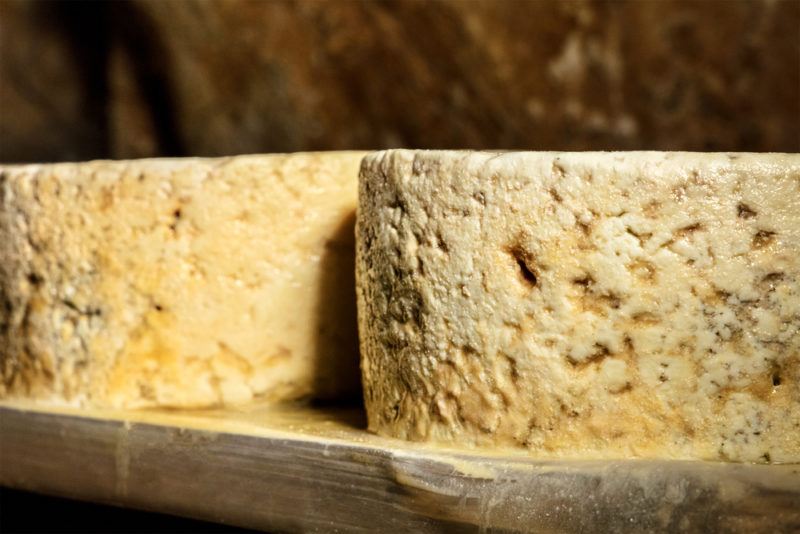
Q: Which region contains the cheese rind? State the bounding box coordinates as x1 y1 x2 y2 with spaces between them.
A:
1 152 364 408
356 150 800 462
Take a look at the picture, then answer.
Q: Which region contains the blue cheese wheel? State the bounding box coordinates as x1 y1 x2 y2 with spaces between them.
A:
1 152 363 408
356 150 799 462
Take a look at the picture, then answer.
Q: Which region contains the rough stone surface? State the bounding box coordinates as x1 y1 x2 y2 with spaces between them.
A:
2 0 799 162
1 152 363 408
356 150 800 462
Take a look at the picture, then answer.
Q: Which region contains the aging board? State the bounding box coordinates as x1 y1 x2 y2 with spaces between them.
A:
1 401 798 532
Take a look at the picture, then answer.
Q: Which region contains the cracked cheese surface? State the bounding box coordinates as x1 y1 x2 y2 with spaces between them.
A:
356 150 800 462
1 152 363 408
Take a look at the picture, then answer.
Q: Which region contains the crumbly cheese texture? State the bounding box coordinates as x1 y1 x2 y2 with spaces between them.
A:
356 150 800 463
1 152 364 408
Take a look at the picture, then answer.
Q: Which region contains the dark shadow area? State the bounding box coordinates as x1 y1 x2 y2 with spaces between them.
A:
0 2 110 162
310 210 366 429
107 2 185 157
0 487 255 533
49 2 110 158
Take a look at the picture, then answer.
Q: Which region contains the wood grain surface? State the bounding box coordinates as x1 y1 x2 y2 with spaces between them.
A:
1 401 798 533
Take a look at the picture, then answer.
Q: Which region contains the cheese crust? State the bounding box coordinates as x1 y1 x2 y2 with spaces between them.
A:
1 152 364 408
356 150 800 462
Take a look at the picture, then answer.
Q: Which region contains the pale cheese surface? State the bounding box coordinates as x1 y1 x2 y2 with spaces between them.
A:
1 152 363 408
357 150 800 462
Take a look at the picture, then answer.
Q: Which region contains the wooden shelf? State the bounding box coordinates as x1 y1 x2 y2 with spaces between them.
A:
1 401 798 532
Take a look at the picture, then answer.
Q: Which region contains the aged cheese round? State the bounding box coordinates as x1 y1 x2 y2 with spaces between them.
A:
1 152 363 408
356 150 800 462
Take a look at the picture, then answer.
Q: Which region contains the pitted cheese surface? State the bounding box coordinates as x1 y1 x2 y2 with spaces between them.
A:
1 152 363 408
356 150 800 462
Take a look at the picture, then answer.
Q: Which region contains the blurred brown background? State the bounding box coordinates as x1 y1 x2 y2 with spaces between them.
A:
1 0 799 163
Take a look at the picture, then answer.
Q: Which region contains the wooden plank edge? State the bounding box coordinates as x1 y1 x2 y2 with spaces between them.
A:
1 405 799 533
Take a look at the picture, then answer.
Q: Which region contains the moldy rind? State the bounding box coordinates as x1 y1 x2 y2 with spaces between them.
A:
356 150 800 463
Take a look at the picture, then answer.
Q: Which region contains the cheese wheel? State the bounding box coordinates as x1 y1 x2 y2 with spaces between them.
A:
1 152 364 408
356 150 800 462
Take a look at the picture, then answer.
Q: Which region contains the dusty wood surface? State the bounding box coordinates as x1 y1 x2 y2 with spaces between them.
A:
1 401 798 533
